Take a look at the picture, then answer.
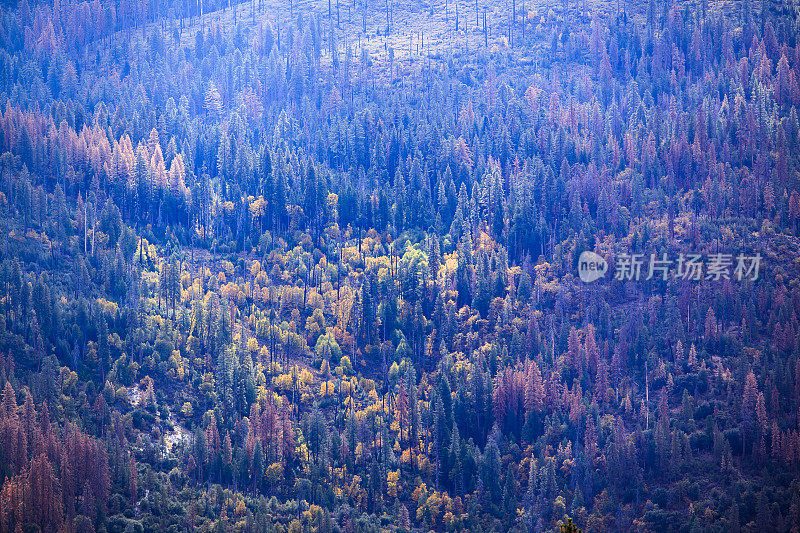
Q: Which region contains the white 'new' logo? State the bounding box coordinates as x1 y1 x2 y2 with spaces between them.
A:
578 251 607 282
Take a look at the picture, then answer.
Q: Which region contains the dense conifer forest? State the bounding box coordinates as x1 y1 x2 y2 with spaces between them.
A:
0 0 800 530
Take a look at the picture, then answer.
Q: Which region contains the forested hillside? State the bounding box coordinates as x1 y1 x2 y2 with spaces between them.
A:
1 0 800 530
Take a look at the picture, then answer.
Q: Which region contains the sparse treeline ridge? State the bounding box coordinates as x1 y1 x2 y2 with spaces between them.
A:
1 0 800 531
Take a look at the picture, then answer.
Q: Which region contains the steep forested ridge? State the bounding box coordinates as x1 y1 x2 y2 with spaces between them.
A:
0 0 800 531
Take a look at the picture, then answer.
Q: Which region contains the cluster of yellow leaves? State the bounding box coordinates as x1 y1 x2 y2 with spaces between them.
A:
198 372 215 403
365 255 391 273
354 442 364 462
134 238 157 264
414 486 464 528
417 453 433 477
339 376 358 396
341 245 361 266
272 373 294 390
300 504 324 531
96 298 120 317
168 350 189 380
234 499 247 518
220 281 242 302
386 470 400 499
246 337 259 354
272 367 314 392
401 448 413 465
318 381 336 397
266 462 284 483
348 475 367 511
